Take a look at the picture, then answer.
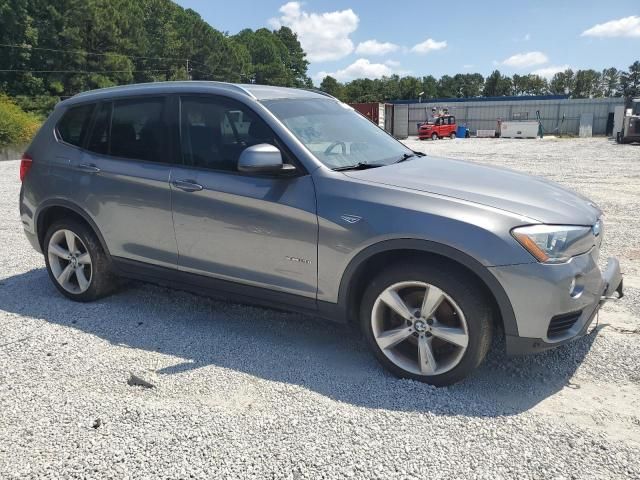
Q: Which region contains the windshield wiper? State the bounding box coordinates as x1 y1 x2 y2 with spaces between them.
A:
332 162 384 171
394 151 425 164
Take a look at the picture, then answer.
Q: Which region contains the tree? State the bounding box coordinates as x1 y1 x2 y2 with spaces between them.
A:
437 75 457 98
319 75 344 100
573 69 601 98
421 75 438 99
599 68 620 97
0 0 633 106
0 0 309 97
512 74 528 96
526 75 549 95
456 73 484 98
398 76 422 100
619 61 640 98
483 70 512 96
549 69 575 95
274 26 310 87
381 75 400 100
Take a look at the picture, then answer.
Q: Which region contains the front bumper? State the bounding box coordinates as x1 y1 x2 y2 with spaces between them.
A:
490 254 623 355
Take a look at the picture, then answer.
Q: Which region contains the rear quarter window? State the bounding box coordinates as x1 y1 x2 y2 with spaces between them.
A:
56 104 95 147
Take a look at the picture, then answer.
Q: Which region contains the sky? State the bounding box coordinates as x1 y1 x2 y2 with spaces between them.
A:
175 0 639 84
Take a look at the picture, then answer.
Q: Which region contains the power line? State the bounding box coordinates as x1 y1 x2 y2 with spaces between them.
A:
0 44 254 82
0 43 189 63
0 68 174 74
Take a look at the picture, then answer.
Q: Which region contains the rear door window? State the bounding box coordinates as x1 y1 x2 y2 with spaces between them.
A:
109 97 167 162
87 102 112 155
56 104 95 147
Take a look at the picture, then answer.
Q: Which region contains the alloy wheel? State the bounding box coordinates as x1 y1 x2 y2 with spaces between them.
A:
371 281 469 376
47 229 93 294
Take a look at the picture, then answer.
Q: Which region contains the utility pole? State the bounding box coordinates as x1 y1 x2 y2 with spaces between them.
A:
186 58 191 80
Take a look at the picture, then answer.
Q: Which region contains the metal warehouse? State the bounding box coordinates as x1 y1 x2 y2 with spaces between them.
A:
380 95 625 138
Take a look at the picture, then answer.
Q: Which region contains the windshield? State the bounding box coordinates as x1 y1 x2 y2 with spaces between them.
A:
261 98 412 169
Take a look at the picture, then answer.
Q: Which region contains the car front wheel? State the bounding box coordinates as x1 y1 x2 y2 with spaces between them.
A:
44 219 117 302
360 263 493 386
431 133 438 141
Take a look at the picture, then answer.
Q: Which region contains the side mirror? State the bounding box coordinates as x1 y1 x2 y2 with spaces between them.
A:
237 144 296 175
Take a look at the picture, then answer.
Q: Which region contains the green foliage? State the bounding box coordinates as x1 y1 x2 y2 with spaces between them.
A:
573 69 601 98
549 69 575 95
512 74 548 96
0 0 310 99
0 0 636 106
322 60 638 103
320 76 345 100
483 70 512 97
0 94 41 147
599 68 619 97
619 61 640 98
13 95 60 119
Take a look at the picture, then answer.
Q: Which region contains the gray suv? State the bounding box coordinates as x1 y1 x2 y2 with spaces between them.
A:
19 82 623 386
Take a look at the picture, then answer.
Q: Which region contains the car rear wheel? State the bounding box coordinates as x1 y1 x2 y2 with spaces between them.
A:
360 263 493 386
44 219 117 302
431 133 438 141
450 132 457 139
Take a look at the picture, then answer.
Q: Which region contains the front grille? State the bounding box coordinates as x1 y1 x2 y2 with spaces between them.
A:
547 311 582 338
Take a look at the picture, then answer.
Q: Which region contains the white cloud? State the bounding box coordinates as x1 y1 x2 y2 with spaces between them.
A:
411 38 447 54
316 58 400 82
581 16 640 38
355 39 399 56
269 2 359 62
513 33 531 42
531 64 571 79
385 59 401 67
501 51 549 68
463 64 474 69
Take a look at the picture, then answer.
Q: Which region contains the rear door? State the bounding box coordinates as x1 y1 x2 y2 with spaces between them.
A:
69 96 178 268
169 95 318 299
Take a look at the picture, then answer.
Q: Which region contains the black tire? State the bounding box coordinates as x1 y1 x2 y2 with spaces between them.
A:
450 132 457 139
431 133 438 141
44 219 118 302
359 262 493 386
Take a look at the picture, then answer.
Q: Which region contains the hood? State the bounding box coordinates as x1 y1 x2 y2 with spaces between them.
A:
344 156 600 225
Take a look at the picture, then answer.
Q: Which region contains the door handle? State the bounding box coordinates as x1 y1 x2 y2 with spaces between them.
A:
172 179 203 192
76 163 101 174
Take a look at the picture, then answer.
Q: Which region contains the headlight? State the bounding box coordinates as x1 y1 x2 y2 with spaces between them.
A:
512 225 595 264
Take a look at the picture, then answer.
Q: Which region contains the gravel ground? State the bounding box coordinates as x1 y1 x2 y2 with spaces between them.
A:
1 137 639 479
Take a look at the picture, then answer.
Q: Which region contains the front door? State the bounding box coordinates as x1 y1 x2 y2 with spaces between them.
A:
71 97 178 268
170 95 318 299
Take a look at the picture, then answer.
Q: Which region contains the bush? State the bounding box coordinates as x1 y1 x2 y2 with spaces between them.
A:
0 95 42 147
13 95 60 120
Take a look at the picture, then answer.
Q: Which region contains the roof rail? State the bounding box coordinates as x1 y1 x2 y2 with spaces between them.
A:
69 80 258 100
215 82 257 99
302 88 338 100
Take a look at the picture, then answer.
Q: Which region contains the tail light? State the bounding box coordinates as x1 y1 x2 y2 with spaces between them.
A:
20 153 33 182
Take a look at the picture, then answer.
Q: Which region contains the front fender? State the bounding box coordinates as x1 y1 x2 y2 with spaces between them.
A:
334 238 519 336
